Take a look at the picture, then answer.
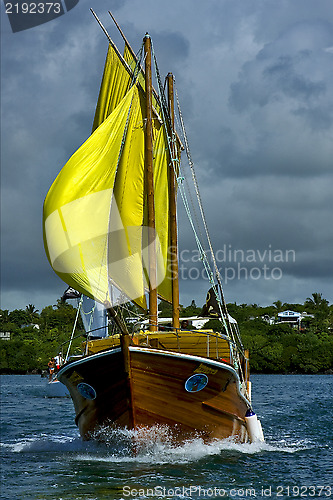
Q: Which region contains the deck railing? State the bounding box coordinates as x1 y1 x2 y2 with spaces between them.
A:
84 329 232 363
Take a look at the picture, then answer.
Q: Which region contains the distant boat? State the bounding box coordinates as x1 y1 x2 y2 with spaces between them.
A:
43 10 264 444
46 377 69 398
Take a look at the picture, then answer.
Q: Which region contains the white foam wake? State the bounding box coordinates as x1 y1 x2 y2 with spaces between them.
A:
1 426 316 461
74 425 316 464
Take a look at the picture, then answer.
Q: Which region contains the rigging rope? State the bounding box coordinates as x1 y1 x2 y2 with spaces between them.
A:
151 45 245 360
65 295 83 361
174 85 246 354
150 43 237 348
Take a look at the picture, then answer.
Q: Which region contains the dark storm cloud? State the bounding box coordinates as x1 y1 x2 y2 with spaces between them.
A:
1 3 111 308
1 0 332 311
192 17 333 304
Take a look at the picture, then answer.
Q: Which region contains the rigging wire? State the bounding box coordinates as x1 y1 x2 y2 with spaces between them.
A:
65 295 83 361
151 42 236 346
174 85 245 353
151 43 245 364
173 112 205 247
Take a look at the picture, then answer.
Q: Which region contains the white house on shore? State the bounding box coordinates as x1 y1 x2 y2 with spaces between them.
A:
277 310 314 329
259 310 314 329
278 310 302 325
0 332 11 340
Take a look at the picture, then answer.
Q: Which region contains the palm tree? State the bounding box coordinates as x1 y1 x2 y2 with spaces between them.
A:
273 300 283 312
0 309 10 325
305 293 329 311
305 293 329 333
25 304 39 323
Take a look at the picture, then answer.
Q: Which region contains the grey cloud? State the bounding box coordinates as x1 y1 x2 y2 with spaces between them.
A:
229 22 333 129
263 52 325 101
293 105 333 131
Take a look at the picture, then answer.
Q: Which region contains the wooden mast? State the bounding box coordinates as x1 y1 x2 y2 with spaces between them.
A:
167 73 180 330
144 34 158 332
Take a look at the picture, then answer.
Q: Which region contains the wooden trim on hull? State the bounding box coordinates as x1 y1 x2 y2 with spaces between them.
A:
130 347 249 441
58 346 250 442
129 346 250 407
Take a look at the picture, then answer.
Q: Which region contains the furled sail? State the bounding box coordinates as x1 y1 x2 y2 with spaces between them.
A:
43 42 174 309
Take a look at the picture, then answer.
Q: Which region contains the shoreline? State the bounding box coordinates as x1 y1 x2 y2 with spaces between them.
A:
1 369 332 376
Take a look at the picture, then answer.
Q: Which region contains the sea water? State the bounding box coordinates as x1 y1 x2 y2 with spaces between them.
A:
0 374 332 499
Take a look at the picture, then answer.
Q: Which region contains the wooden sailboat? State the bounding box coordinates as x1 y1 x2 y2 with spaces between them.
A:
43 11 264 443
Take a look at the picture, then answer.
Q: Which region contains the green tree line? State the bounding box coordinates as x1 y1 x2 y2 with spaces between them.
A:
0 301 84 374
160 292 333 374
0 293 332 374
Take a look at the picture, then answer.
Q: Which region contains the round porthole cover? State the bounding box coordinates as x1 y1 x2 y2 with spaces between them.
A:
185 373 208 392
77 382 97 400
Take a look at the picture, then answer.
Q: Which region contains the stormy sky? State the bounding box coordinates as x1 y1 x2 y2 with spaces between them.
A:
1 0 333 312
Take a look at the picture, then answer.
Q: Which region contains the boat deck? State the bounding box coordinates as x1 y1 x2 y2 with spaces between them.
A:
84 329 231 362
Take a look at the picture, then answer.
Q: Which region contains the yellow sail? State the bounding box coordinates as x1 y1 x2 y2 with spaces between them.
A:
123 44 174 303
92 44 133 132
43 42 175 308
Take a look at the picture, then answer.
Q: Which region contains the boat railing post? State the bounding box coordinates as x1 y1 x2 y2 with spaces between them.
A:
244 349 251 398
176 328 180 352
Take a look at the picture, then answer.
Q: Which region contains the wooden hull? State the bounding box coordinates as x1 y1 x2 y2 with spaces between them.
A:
58 346 250 442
